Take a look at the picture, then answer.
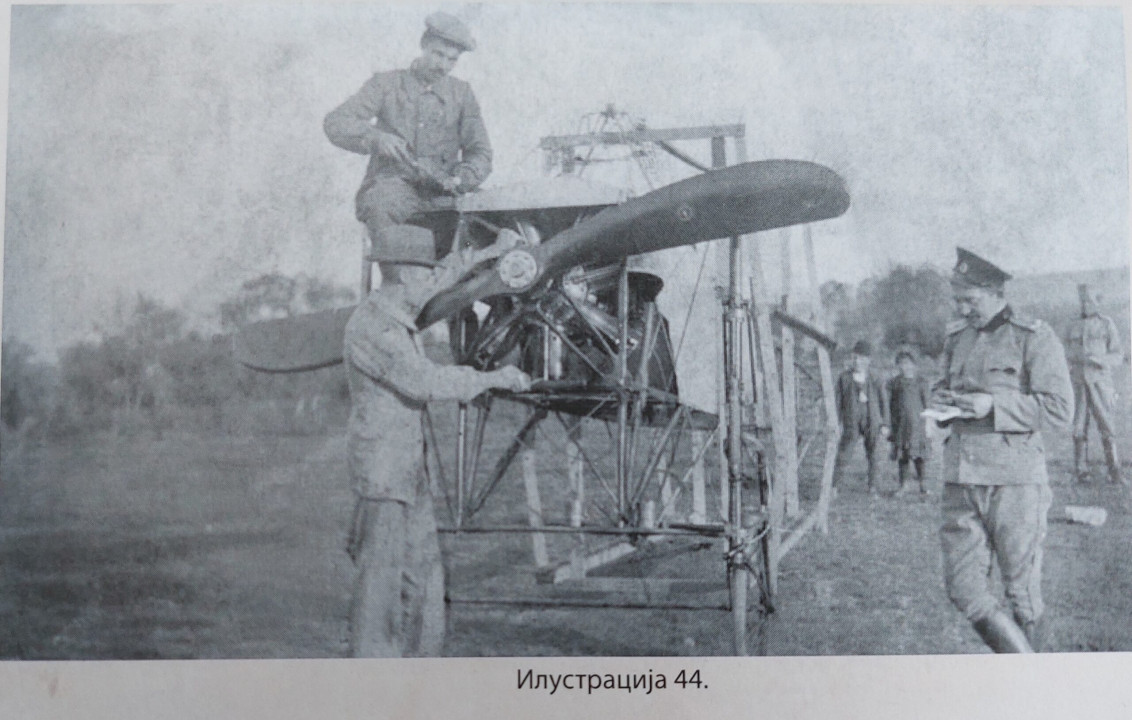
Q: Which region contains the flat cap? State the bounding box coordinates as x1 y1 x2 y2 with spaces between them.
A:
951 247 1011 290
852 340 872 356
424 12 476 52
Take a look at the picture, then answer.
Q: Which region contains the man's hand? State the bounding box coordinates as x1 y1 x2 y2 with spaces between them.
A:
931 389 957 407
374 132 412 164
491 366 532 393
951 392 993 419
440 175 463 195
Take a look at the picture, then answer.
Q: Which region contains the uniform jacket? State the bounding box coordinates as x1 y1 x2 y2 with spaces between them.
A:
936 306 1073 486
1066 313 1123 385
835 369 889 438
324 60 493 200
344 286 493 503
888 374 931 457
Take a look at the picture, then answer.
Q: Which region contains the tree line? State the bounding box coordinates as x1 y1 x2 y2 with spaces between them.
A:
3 262 1108 446
1 273 356 445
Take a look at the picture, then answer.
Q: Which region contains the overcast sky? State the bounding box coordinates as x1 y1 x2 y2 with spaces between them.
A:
2 3 1128 358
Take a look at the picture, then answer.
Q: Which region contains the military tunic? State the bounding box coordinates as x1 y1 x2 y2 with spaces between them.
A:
936 306 1073 625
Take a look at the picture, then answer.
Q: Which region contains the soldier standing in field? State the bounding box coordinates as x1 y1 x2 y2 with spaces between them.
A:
932 247 1073 653
1067 284 1127 485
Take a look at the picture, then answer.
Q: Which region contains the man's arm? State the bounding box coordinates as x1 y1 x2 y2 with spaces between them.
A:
324 74 394 156
1101 316 1125 369
991 325 1074 433
346 309 526 404
877 376 891 428
453 85 492 190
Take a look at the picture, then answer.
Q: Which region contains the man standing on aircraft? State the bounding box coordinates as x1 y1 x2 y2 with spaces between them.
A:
1067 284 1126 485
324 11 491 259
343 227 530 657
932 247 1073 653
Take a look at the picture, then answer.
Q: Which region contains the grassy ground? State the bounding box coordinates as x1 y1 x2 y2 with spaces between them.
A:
1 407 1130 658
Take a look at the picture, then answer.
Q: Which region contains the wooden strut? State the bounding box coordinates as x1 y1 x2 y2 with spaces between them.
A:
771 309 838 352
804 225 841 535
748 257 787 598
779 229 800 518
447 595 731 612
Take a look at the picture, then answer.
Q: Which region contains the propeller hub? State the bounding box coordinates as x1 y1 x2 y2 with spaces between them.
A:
497 248 539 290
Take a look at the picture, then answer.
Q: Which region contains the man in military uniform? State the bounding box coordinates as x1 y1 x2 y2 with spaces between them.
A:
344 226 530 657
933 247 1073 653
325 12 491 262
1067 284 1126 485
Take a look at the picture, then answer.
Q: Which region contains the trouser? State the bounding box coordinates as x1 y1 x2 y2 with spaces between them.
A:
357 176 429 238
940 483 1052 625
1073 376 1117 440
898 457 926 486
347 485 445 658
1072 377 1121 478
833 420 880 489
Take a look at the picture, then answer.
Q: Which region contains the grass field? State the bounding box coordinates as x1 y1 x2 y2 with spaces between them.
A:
2 386 1130 657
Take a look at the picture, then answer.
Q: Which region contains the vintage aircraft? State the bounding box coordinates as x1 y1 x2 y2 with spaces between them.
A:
233 126 850 655
235 159 847 406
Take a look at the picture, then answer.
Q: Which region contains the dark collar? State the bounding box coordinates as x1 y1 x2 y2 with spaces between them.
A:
979 305 1013 333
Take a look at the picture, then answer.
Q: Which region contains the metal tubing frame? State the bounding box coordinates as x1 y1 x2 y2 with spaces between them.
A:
441 126 773 655
616 259 631 523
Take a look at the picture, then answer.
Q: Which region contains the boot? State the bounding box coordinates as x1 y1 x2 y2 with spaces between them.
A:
972 611 1034 653
1073 438 1089 482
1102 437 1125 486
914 458 928 494
895 460 909 495
1015 613 1045 653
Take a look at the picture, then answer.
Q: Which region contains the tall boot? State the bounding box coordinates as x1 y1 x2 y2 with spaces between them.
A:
1102 437 1125 485
914 458 927 494
1073 438 1089 482
1015 613 1045 653
971 611 1034 653
895 459 909 495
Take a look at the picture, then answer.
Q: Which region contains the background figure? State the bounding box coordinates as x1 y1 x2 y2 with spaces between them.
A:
833 340 890 495
888 349 931 494
1067 284 1126 485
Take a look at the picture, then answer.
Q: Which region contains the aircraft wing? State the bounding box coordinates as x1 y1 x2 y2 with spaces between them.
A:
417 159 849 328
232 306 356 373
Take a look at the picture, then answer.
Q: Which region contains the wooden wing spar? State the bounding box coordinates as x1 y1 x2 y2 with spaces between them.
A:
415 159 850 328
